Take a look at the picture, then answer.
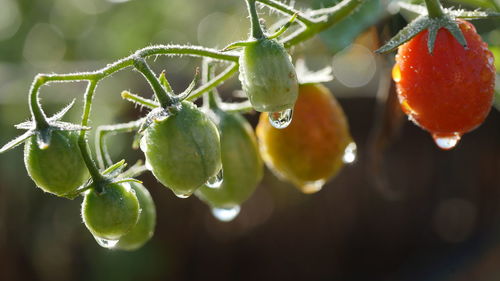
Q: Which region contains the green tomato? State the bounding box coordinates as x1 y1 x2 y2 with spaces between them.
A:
81 181 140 240
141 101 222 198
115 182 156 251
195 111 263 209
24 130 89 196
239 38 299 112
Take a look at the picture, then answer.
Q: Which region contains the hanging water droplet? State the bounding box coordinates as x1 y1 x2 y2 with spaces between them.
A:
206 169 223 189
94 236 119 249
343 142 357 164
173 190 193 199
432 133 461 150
268 108 293 129
301 179 325 194
211 205 241 222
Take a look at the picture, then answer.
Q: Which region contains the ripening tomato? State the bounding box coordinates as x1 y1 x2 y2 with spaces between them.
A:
195 110 263 210
256 83 353 194
239 38 299 112
393 20 495 149
24 130 89 196
140 101 222 198
115 182 156 251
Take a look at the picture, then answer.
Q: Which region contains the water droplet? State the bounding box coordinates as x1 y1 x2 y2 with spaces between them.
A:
392 63 401 82
432 133 461 150
301 179 325 194
206 169 223 189
268 108 293 129
94 236 119 249
343 142 357 164
211 205 241 222
173 190 193 199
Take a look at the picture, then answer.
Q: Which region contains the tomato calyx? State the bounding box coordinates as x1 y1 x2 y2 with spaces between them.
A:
0 100 89 153
376 2 500 54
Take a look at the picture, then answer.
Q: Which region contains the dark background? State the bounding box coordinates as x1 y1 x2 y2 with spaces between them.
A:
0 0 499 280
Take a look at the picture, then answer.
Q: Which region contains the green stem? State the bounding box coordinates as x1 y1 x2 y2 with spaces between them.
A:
121 91 159 109
220 100 254 113
79 81 105 183
29 76 50 130
133 57 174 108
246 0 265 39
424 0 445 18
256 0 315 26
202 60 221 110
187 63 238 101
96 119 144 169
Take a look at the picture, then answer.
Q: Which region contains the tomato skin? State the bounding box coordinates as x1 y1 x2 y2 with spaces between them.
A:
115 182 156 251
24 130 89 196
81 182 140 240
195 111 263 209
141 101 222 198
256 84 352 193
239 38 299 112
394 20 495 138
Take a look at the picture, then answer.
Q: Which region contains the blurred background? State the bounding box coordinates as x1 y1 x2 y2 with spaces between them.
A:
0 0 499 280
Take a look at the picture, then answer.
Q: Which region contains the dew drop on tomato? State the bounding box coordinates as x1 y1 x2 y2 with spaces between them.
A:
342 142 357 164
211 205 241 222
432 133 461 150
173 190 193 199
300 179 326 194
94 236 119 249
205 168 223 189
268 108 293 129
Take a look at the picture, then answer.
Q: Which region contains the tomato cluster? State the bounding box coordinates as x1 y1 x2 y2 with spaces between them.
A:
1 0 496 252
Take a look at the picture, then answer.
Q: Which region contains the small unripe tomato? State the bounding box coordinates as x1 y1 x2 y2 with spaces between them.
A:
81 181 140 240
24 130 89 196
140 101 222 198
393 20 495 149
239 38 299 112
256 84 352 194
195 110 263 209
115 182 156 251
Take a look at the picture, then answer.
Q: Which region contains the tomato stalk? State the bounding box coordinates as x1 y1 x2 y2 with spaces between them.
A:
79 81 106 183
424 0 445 18
133 57 175 108
96 119 144 170
29 76 50 130
245 0 265 39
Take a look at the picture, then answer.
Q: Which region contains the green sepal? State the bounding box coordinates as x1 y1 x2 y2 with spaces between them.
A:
376 15 430 54
102 159 127 176
378 2 500 54
2 100 89 152
176 68 200 101
0 130 35 153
